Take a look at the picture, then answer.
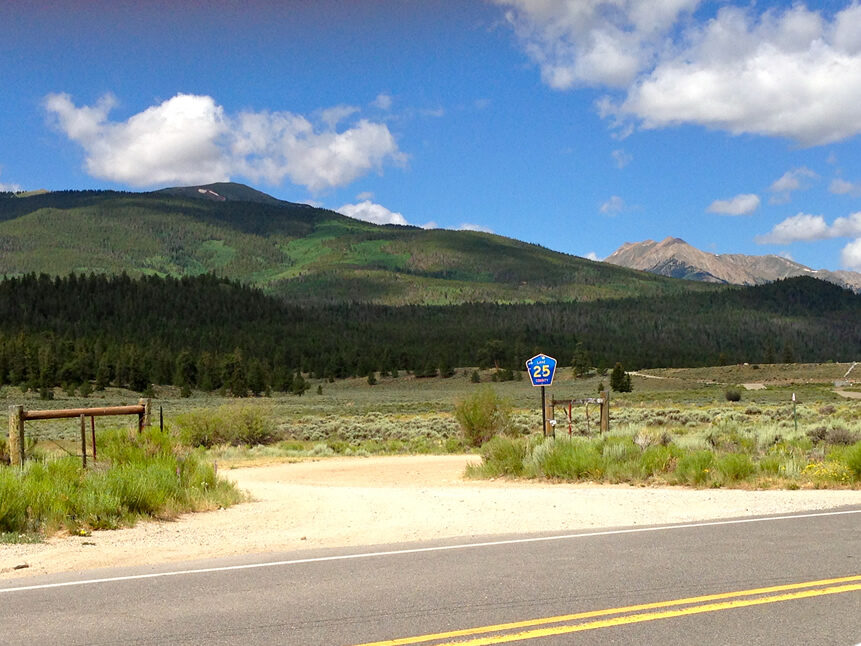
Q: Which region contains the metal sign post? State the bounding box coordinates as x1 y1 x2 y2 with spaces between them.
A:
526 354 557 436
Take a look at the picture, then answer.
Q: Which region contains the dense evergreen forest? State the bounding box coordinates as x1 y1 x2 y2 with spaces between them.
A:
0 273 857 397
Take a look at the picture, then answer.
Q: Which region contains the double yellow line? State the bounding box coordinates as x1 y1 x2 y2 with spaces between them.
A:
351 574 861 646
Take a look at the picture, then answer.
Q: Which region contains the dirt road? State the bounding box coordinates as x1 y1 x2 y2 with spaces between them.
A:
3 455 860 580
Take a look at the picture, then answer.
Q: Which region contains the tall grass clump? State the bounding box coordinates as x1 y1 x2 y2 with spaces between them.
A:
672 451 715 485
534 438 604 480
466 435 529 478
455 387 511 447
175 405 275 448
0 427 242 537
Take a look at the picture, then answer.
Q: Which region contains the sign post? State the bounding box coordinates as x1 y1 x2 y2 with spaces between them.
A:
526 354 557 437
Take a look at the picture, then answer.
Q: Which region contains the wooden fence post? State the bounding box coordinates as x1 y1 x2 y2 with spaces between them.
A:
138 398 152 431
8 405 24 467
545 400 555 438
600 391 610 433
80 414 87 469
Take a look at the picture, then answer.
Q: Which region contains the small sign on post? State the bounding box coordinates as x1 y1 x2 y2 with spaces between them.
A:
526 354 557 387
526 354 557 437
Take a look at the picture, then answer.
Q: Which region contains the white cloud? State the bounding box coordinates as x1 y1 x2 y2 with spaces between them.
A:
356 191 374 201
600 195 625 215
585 251 599 261
769 167 817 203
318 105 360 129
841 238 861 269
495 0 700 88
755 211 861 244
755 213 829 244
771 167 817 194
611 149 632 169
337 200 408 226
45 93 404 192
707 193 760 216
500 2 861 145
457 223 494 233
45 92 231 186
372 93 393 110
0 168 22 192
832 212 861 237
830 178 861 196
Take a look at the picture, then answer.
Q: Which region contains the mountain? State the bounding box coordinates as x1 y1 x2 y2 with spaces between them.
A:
605 237 861 293
0 183 711 305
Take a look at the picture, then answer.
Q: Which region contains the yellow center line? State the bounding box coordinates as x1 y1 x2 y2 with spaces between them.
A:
432 584 861 646
349 575 861 646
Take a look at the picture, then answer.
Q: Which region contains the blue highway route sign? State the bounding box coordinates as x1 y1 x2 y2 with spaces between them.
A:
526 354 557 387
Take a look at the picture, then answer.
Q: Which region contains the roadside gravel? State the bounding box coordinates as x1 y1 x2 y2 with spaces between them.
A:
3 455 860 580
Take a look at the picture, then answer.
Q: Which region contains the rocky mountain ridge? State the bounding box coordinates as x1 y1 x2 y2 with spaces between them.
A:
605 237 861 293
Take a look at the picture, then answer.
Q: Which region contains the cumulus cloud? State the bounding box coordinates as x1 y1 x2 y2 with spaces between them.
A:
600 195 625 215
585 251 599 261
830 178 861 196
755 211 861 244
707 193 760 216
499 2 861 146
494 0 700 88
337 200 409 226
44 93 404 192
841 238 861 269
769 167 817 203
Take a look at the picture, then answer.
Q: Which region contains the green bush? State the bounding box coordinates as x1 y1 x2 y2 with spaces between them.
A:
175 405 275 448
842 441 861 478
474 435 528 477
0 428 242 536
716 453 755 482
535 438 604 480
639 445 681 476
674 451 715 485
725 388 742 402
455 387 511 447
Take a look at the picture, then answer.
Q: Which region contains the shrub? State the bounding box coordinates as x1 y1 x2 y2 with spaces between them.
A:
725 388 742 402
534 438 604 480
473 436 528 477
842 442 861 478
455 387 511 447
175 405 275 448
674 451 715 485
824 428 859 446
639 445 681 476
716 453 755 482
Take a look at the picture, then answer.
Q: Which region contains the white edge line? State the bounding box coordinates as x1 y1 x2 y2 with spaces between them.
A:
2 509 859 595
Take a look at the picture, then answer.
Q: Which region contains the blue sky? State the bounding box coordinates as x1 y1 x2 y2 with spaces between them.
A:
3 0 861 272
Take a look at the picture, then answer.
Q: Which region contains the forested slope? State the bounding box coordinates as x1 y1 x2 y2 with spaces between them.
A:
0 273 856 395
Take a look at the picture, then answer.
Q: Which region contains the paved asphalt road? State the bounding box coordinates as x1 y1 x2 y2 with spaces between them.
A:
1 509 859 646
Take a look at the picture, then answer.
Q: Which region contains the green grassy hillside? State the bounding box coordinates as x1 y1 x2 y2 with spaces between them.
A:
0 184 713 304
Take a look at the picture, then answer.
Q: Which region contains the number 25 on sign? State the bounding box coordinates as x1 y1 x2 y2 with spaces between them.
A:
526 354 557 387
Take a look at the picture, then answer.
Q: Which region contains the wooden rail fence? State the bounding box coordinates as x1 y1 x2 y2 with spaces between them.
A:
7 399 151 467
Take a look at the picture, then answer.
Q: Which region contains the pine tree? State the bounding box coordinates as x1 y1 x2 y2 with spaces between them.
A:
610 362 632 392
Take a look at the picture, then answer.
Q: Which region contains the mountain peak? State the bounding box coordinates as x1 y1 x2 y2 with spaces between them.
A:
153 182 293 206
606 238 861 293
